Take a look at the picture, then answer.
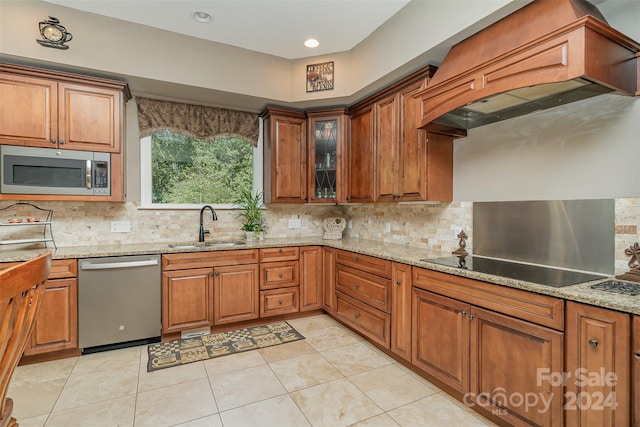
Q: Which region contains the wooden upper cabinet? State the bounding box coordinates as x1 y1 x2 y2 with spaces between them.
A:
0 73 58 147
307 109 348 203
375 93 399 202
0 63 128 153
58 82 122 152
349 66 455 203
262 107 307 203
348 105 375 203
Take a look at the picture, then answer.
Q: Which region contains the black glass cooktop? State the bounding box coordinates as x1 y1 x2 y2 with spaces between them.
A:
421 256 606 288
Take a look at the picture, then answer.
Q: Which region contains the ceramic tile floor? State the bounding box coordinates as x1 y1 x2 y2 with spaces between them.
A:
9 315 496 427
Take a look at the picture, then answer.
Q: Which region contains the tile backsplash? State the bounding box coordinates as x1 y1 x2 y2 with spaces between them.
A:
1 198 638 275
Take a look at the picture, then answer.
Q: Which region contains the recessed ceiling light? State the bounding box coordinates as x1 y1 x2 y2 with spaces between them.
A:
192 11 212 23
304 38 319 48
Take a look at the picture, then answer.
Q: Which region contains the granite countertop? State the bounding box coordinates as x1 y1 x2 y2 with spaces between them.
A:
1 237 637 316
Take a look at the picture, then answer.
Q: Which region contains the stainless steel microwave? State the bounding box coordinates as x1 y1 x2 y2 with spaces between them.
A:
1 145 110 196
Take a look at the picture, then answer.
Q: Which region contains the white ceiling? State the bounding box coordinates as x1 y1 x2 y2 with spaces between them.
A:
42 0 412 59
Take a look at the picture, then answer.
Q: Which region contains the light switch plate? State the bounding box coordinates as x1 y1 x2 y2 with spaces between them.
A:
385 223 391 233
288 219 301 229
110 220 131 233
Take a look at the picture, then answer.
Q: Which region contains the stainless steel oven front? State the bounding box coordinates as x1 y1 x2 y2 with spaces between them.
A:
1 145 110 196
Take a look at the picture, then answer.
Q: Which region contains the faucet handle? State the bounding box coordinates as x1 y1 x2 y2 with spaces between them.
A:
203 229 210 235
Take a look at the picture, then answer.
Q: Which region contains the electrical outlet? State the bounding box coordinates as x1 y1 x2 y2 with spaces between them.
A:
110 220 131 233
288 219 301 229
385 223 391 233
347 219 353 229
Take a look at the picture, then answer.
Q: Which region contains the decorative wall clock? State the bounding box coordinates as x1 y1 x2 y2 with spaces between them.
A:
37 16 72 50
306 61 334 92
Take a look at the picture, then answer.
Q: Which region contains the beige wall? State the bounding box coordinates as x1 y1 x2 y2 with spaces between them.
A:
1 0 521 109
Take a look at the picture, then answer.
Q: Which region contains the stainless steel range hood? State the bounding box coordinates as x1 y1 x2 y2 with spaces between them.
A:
415 0 640 132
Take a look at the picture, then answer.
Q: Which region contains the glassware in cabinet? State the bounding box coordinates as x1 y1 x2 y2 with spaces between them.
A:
308 110 346 203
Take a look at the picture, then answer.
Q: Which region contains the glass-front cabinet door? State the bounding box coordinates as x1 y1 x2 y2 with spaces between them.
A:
307 109 347 203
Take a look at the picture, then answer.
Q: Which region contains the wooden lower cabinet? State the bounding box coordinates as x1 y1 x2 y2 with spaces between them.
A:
300 246 323 312
412 287 564 426
634 316 639 427
470 306 564 427
390 262 412 361
260 287 299 317
565 301 630 427
214 264 259 325
15 259 79 357
336 292 390 347
412 288 470 393
322 248 337 313
162 268 213 334
24 277 78 355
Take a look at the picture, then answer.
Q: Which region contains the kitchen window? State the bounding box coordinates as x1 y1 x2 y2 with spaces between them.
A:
136 97 263 209
140 127 263 209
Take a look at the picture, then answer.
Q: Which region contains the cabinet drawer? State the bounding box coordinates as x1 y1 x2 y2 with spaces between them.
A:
49 259 77 279
259 247 299 262
335 250 391 278
260 261 299 290
413 267 564 330
0 258 77 279
260 287 299 317
335 292 390 347
162 249 259 270
336 265 391 313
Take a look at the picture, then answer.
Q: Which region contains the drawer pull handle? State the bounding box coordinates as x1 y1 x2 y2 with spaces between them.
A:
460 310 467 316
354 313 360 319
588 339 598 348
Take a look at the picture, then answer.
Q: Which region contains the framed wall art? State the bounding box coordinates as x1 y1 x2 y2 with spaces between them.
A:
306 61 334 92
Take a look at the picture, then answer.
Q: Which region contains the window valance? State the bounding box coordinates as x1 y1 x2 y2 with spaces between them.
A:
136 97 259 147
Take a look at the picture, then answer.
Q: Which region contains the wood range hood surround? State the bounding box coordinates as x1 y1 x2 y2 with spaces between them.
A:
416 0 640 132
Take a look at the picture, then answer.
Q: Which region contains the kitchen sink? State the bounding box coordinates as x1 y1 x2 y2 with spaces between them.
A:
168 240 246 249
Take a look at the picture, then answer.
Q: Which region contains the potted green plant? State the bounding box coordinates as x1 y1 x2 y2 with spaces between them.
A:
236 190 268 241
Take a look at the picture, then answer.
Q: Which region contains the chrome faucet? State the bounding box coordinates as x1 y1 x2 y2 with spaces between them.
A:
199 205 218 242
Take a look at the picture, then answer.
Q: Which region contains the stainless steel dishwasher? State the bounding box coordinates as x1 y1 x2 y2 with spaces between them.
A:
78 254 161 352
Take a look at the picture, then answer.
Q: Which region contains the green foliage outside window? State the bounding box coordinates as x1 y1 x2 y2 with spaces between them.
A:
151 130 254 204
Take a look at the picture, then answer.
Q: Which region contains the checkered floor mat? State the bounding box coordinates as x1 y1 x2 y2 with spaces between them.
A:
147 321 304 372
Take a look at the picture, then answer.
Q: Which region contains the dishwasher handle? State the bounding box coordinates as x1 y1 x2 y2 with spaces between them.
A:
81 258 159 270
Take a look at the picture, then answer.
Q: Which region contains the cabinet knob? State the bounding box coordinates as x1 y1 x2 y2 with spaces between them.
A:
59 139 65 144
396 280 401 286
214 272 220 277
588 339 598 348
278 299 283 305
460 310 467 316
50 138 56 143
278 273 283 278
278 248 283 253
354 283 360 289
469 314 475 320
354 313 360 319
355 255 360 260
